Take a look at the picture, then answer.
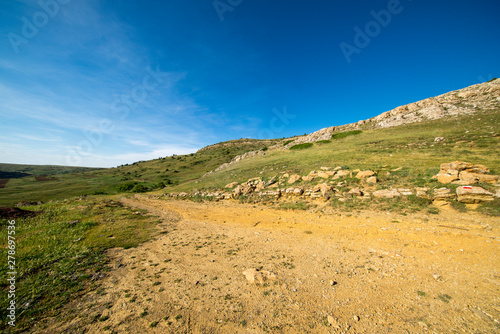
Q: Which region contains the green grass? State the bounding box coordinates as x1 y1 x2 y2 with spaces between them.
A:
0 196 164 332
290 143 314 150
331 130 362 140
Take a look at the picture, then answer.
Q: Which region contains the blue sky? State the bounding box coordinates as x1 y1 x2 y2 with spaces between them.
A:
1 0 499 167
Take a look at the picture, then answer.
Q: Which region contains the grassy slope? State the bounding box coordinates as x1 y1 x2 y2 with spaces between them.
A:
0 196 163 332
0 139 278 206
171 109 500 192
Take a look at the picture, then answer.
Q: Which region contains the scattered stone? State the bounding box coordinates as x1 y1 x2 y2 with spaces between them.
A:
320 167 331 171
372 189 401 199
348 188 363 197
353 315 360 321
366 176 377 184
457 186 495 204
433 188 455 200
436 161 498 184
416 187 430 198
356 170 375 179
397 188 413 196
317 171 330 179
288 174 301 184
225 182 239 189
434 137 445 142
433 274 443 281
242 269 277 284
336 170 352 178
255 181 266 192
293 188 304 196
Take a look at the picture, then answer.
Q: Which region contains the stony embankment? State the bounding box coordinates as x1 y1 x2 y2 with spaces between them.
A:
166 162 499 210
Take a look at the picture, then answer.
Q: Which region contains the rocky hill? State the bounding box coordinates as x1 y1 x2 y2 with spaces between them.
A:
286 79 499 148
215 79 500 168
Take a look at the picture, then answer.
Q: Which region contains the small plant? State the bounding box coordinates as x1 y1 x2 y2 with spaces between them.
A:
428 207 440 215
99 315 110 322
438 294 452 303
175 314 182 320
150 321 159 328
417 290 427 297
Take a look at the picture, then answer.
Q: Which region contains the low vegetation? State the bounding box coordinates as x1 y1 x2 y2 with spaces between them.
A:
0 197 162 331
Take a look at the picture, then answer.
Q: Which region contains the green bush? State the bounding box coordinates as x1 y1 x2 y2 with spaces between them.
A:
331 130 362 140
116 182 136 192
132 184 148 193
290 143 313 150
316 140 331 144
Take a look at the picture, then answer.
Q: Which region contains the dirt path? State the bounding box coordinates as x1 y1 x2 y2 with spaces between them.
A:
42 196 499 333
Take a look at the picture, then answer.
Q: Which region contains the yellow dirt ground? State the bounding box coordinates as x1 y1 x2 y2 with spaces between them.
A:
39 196 499 333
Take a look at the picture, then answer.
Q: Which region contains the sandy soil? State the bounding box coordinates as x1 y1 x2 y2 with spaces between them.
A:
39 195 500 333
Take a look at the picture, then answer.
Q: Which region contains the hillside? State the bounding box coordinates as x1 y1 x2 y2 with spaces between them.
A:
1 80 499 333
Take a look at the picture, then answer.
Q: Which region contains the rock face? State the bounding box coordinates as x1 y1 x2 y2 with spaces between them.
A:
283 126 335 149
456 186 495 204
435 161 499 185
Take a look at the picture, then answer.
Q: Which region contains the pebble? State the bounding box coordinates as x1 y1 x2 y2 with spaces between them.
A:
353 315 360 321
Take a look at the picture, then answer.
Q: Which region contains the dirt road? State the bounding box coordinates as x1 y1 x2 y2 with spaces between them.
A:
42 196 500 333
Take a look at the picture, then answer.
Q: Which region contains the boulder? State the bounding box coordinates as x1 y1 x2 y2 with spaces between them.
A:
356 170 375 179
372 189 401 199
366 176 378 184
456 186 495 204
225 182 239 189
288 174 302 184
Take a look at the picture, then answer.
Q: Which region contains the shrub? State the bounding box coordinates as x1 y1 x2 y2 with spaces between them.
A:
316 140 331 144
132 184 148 193
290 143 313 150
283 140 294 146
331 130 362 140
116 182 136 192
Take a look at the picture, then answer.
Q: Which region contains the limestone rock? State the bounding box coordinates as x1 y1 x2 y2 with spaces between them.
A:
416 187 430 198
293 188 304 196
319 183 332 197
366 176 378 184
348 188 363 197
372 189 401 199
288 174 301 184
356 170 375 179
398 188 413 196
433 188 455 199
317 171 330 179
225 182 239 189
242 269 277 284
456 186 495 204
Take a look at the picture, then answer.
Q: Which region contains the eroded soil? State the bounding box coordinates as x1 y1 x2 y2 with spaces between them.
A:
38 196 500 333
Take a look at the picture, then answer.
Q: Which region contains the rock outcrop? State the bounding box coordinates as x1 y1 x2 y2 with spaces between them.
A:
435 161 499 185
